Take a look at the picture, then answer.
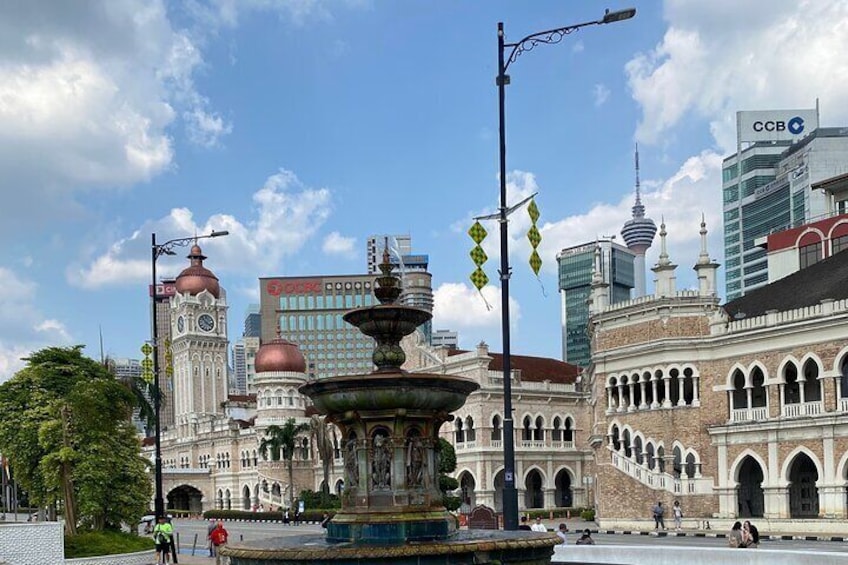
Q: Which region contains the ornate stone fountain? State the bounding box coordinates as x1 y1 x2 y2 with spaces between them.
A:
221 246 559 564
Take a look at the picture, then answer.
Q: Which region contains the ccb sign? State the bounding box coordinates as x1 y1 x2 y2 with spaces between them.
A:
738 109 817 143
752 116 805 135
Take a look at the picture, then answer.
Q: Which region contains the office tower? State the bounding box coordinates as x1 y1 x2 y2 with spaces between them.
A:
367 234 411 274
150 278 176 428
244 304 261 338
259 272 434 379
431 330 459 349
722 109 848 299
557 239 635 367
232 341 247 395
621 146 657 298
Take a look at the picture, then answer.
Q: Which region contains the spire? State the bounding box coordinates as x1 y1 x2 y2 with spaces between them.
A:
633 143 644 217
697 213 711 265
657 217 670 267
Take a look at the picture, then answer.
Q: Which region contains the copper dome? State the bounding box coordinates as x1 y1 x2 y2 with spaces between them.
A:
175 244 220 298
255 337 306 373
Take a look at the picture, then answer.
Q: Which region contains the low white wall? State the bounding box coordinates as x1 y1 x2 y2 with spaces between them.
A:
553 544 848 564
65 550 154 565
599 517 848 535
0 522 64 565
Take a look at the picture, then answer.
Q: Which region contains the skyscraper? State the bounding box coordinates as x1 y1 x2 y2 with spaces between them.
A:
243 304 261 338
722 109 848 299
620 146 657 298
150 278 176 428
367 234 411 274
232 341 247 395
557 239 635 367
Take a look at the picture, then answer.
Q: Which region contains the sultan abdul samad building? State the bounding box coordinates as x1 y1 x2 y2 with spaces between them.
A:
151 214 848 533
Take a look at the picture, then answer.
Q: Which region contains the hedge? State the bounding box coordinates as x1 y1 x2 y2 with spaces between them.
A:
65 531 154 559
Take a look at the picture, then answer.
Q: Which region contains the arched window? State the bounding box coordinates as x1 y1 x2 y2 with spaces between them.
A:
731 369 747 409
611 425 620 451
622 429 632 458
672 446 682 478
646 443 656 470
841 356 848 400
685 453 696 478
784 363 800 405
751 367 767 409
533 416 544 441
491 415 502 441
465 416 475 442
564 417 574 442
803 359 821 402
522 416 532 441
656 446 665 473
552 417 562 441
634 436 644 465
455 419 465 443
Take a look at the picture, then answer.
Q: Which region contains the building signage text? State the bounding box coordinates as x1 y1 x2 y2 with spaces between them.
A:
266 279 322 296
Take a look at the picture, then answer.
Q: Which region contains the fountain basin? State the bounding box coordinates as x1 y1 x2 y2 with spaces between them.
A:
220 530 561 565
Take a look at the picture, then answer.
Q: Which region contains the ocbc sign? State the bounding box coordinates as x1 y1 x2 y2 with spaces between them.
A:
752 116 804 135
266 279 322 296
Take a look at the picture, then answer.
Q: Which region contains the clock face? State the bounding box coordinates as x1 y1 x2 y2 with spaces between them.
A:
177 316 185 333
198 314 215 332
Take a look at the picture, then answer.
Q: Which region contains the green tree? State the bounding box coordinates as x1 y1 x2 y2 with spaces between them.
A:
309 415 334 496
436 438 461 511
0 346 152 534
259 419 309 510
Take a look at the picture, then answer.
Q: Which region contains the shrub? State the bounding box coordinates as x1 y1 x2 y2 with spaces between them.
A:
65 530 154 559
580 509 595 522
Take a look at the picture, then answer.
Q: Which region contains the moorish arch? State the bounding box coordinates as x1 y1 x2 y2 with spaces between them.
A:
731 451 766 518
553 466 574 508
492 469 505 513
166 484 204 514
523 466 545 509
457 470 477 509
781 447 823 519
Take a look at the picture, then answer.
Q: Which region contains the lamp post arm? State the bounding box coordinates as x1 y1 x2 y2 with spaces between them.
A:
503 18 602 73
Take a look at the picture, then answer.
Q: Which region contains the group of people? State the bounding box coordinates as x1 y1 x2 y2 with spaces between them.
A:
728 520 760 548
651 500 685 530
518 515 595 545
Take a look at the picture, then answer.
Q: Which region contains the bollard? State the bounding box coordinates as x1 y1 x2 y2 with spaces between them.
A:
191 533 198 556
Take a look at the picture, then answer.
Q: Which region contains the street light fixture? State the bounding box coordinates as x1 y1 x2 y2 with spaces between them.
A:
151 229 229 519
495 8 635 531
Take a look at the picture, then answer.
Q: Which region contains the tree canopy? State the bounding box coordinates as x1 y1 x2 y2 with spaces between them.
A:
0 346 152 533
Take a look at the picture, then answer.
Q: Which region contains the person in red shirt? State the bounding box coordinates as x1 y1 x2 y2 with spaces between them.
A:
209 520 229 565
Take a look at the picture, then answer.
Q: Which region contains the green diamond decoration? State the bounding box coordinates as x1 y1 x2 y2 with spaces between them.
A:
527 225 541 249
468 221 488 245
529 250 542 275
527 198 540 223
470 267 489 290
470 245 488 267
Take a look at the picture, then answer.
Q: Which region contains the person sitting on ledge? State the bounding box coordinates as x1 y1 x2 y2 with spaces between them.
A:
576 529 595 545
728 521 744 548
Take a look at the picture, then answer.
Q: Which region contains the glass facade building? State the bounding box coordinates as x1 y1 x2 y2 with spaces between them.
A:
259 274 433 379
557 240 635 368
723 127 848 300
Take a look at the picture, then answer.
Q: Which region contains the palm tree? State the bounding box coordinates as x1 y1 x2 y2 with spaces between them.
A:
104 356 157 430
259 419 309 510
309 415 334 496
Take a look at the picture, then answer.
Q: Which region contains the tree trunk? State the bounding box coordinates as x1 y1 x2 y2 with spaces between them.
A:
61 405 77 536
288 455 295 510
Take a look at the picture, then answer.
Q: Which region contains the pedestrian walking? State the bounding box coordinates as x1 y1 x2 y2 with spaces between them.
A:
672 500 683 530
652 501 666 530
152 516 174 564
209 520 229 565
206 518 217 557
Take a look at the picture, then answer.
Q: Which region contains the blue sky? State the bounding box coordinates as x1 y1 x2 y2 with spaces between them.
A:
3 0 848 380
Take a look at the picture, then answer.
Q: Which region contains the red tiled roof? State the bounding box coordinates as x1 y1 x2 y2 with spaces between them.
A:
447 349 580 384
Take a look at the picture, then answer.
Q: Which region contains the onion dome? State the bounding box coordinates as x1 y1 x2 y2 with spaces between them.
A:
255 335 306 373
175 244 220 298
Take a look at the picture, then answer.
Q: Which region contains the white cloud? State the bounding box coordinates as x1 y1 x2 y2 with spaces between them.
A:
572 40 585 53
68 169 333 288
0 267 73 382
433 282 521 330
627 0 848 151
593 83 610 107
322 232 356 256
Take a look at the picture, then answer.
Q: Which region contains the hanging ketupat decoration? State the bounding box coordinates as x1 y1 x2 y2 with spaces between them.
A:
468 220 489 290
527 197 542 275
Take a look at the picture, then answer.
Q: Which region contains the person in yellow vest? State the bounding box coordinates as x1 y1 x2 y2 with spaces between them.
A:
152 516 174 564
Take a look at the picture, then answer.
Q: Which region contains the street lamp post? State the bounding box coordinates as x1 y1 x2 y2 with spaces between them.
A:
495 8 635 530
151 229 229 519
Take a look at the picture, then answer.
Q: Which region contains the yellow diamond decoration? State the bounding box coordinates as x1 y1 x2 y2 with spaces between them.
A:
527 198 540 223
468 221 488 245
527 225 541 249
470 267 489 291
529 250 542 276
470 245 488 267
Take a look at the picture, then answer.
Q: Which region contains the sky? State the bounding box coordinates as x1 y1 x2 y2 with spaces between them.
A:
4 0 848 381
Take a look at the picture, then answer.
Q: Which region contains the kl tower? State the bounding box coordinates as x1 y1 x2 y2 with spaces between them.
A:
620 145 657 298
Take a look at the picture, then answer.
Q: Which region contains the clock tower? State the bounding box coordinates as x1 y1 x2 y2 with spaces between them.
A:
170 244 229 436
